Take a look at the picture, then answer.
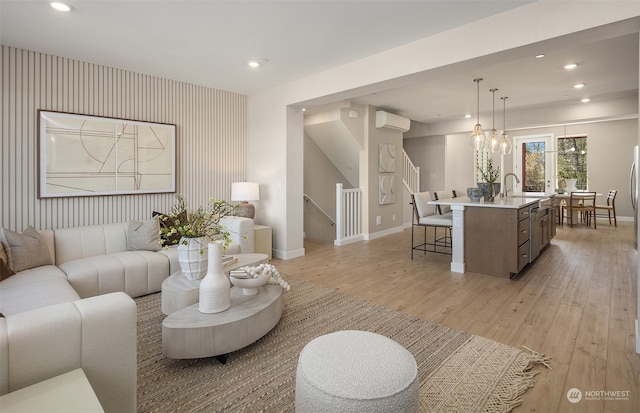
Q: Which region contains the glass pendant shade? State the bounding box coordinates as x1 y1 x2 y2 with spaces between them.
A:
488 129 499 153
500 131 512 155
469 78 486 151
500 96 512 155
488 88 498 153
471 124 486 151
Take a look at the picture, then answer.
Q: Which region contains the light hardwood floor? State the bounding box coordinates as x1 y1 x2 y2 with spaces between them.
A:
272 220 639 413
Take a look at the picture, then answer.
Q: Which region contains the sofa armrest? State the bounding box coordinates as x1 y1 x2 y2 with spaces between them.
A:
220 216 254 253
0 292 137 413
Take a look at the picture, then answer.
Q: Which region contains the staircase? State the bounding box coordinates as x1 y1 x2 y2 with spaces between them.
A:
304 103 419 245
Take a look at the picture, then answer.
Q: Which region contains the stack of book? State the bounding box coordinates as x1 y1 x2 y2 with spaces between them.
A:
222 256 238 267
229 270 250 279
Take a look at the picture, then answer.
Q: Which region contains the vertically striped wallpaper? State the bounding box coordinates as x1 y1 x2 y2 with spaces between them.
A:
1 45 246 232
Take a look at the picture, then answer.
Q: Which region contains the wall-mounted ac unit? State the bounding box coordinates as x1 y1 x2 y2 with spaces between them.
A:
375 111 410 132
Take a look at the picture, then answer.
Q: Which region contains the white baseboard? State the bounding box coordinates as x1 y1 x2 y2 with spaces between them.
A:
334 236 364 246
365 225 404 241
636 319 640 354
451 262 465 273
273 247 305 260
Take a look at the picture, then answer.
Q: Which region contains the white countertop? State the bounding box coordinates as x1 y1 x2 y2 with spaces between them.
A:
429 196 543 209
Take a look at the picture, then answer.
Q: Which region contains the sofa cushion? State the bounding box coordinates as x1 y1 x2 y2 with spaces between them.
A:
53 223 128 266
0 227 52 272
126 218 161 252
60 251 170 299
0 266 80 316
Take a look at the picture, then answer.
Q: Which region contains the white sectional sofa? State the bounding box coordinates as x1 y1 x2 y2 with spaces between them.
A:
0 216 254 413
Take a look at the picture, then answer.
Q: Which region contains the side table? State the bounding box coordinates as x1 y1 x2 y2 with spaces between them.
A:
254 224 272 259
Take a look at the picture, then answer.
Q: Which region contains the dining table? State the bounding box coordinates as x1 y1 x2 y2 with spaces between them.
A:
554 191 603 225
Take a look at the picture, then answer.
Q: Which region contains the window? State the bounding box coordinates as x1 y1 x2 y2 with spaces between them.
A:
557 136 587 189
524 141 546 192
513 134 553 195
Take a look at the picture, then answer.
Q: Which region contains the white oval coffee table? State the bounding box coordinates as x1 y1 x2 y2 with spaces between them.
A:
162 284 283 360
161 253 268 315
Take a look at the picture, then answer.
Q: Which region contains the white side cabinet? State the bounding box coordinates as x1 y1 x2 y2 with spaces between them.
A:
254 224 272 259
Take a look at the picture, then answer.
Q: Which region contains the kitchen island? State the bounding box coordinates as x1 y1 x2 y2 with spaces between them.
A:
429 196 557 279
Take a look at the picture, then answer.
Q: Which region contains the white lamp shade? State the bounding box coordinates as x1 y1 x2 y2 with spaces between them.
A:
231 182 259 201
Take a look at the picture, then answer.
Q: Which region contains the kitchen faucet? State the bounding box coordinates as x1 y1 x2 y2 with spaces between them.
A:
502 173 520 197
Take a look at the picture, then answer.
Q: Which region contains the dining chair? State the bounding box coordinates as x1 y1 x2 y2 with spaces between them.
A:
410 192 452 258
593 190 617 227
563 192 597 228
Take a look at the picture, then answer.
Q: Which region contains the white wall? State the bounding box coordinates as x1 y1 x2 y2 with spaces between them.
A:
364 106 404 237
1 46 246 232
303 132 349 242
403 135 446 192
510 119 637 218
406 119 638 218
247 1 640 259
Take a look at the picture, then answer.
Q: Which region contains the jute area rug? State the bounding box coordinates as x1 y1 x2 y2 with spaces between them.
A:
137 278 550 413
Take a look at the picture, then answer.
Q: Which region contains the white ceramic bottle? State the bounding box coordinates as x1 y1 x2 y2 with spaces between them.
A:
198 241 231 313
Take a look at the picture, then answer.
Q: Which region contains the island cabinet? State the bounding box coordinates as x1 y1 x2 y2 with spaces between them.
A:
464 205 531 279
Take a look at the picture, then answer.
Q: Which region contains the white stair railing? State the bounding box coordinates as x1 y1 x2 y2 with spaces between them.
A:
335 183 364 246
403 150 420 193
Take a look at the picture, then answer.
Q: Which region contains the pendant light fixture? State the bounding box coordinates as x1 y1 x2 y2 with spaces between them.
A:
470 78 486 151
488 88 499 153
500 96 512 155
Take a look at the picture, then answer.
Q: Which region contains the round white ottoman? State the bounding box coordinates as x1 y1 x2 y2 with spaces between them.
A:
295 330 419 412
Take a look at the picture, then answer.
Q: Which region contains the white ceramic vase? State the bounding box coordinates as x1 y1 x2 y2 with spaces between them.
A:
177 236 208 280
565 178 578 193
199 241 231 314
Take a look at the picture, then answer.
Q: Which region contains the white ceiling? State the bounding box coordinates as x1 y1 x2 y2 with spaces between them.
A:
1 0 638 126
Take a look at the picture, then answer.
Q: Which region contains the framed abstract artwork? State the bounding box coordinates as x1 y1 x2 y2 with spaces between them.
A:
379 175 396 205
378 143 396 173
38 110 176 198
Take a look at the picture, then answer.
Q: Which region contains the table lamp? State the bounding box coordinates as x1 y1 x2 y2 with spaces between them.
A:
231 182 260 219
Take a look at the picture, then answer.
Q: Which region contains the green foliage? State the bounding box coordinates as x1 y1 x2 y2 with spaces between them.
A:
159 195 236 251
477 158 500 185
557 137 588 189
524 142 545 192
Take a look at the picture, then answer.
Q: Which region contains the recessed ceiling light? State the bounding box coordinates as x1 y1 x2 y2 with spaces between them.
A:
535 54 545 59
248 58 269 68
51 2 71 11
574 83 585 89
581 98 590 103
564 63 577 70
465 114 471 119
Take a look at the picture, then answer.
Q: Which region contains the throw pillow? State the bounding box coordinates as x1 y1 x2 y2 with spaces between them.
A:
153 211 182 246
0 242 15 281
126 218 161 251
1 226 53 272
0 259 14 281
0 241 9 264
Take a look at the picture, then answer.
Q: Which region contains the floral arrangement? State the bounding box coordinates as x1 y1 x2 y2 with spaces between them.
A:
477 158 500 185
158 195 235 251
238 263 291 291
